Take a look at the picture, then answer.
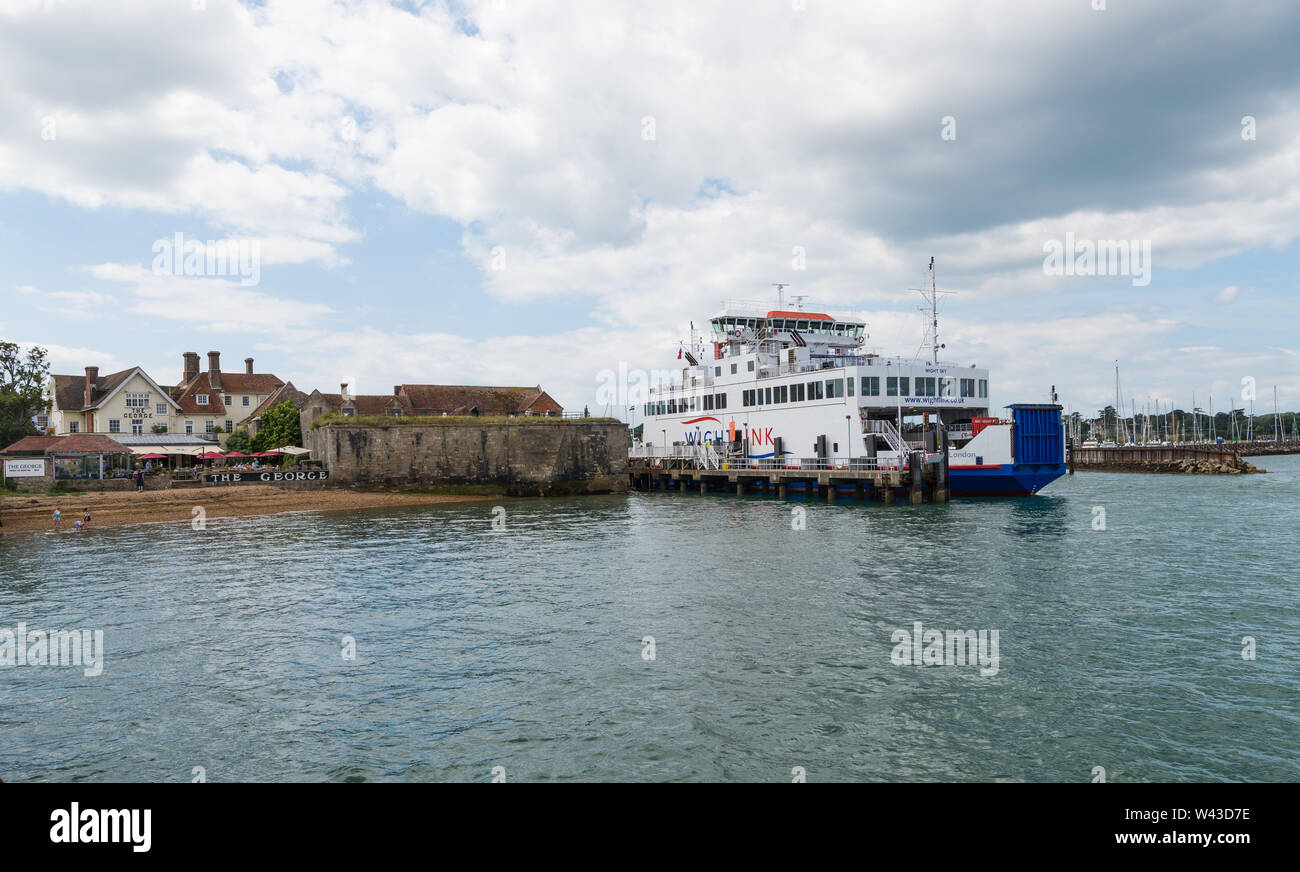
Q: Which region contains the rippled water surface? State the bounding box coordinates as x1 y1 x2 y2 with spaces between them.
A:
2 456 1297 782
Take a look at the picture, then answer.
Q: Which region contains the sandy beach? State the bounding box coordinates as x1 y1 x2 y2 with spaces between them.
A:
0 486 494 533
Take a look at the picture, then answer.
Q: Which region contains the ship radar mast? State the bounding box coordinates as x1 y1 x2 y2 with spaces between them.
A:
911 256 954 365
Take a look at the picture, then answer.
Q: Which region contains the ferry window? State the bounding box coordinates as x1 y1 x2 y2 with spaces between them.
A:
715 366 721 376
730 364 738 375
756 389 764 406
668 400 677 414
794 383 805 402
658 402 666 414
704 395 713 411
747 360 755 372
717 393 727 409
940 378 956 397
862 376 880 395
825 379 841 398
979 380 988 398
847 378 854 396
765 387 772 404
960 378 974 397
808 381 824 400
776 385 787 403
797 320 809 330
916 377 935 396
887 377 898 397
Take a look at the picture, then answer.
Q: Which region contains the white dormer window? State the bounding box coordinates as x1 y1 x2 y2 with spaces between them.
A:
197 394 209 406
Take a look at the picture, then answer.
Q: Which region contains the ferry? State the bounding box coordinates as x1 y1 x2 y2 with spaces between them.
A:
635 277 1066 497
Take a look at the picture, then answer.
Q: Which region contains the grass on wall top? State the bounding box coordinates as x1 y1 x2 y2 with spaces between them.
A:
311 413 622 429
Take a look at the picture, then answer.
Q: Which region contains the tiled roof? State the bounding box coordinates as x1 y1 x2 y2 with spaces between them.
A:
170 384 228 415
218 373 284 394
397 384 561 415
51 368 136 411
2 434 131 455
240 382 308 425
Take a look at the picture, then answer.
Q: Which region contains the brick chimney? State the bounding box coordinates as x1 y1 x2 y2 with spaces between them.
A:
394 386 401 396
245 357 254 375
340 383 349 398
84 366 97 408
207 351 222 389
183 352 200 385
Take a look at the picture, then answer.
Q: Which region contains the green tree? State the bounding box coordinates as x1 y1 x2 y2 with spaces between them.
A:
0 340 50 448
251 401 302 451
224 427 253 452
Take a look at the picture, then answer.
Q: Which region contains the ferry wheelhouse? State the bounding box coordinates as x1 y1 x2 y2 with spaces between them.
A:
636 295 1066 497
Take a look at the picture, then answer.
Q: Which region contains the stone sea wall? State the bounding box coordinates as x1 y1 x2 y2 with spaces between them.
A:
306 419 628 494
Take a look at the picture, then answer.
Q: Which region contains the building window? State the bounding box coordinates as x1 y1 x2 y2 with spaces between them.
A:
156 403 167 415
156 423 168 434
243 395 250 406
185 420 194 435
225 420 233 433
132 420 143 435
196 394 208 406
387 407 402 416
204 420 215 434
108 419 121 433
68 421 79 434
125 392 149 408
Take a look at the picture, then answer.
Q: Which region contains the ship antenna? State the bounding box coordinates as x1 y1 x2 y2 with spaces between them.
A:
772 283 789 309
909 256 953 365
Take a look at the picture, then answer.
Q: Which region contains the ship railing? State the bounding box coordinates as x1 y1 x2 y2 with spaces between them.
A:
865 419 906 454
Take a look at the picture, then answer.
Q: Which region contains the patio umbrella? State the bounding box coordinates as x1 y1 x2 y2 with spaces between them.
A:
138 453 168 460
253 451 282 457
223 451 251 458
196 451 225 459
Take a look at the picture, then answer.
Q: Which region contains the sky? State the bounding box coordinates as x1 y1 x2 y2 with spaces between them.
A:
1 0 1298 424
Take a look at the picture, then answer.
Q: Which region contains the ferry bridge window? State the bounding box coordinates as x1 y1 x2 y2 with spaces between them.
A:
766 387 773 404
756 389 765 406
916 377 936 396
887 377 898 396
979 380 988 398
861 376 880 395
747 360 755 372
704 395 713 411
847 378 854 396
776 385 787 403
961 378 975 398
807 381 824 400
940 378 956 397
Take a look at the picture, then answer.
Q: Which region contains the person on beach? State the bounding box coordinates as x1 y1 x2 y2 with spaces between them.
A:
53 507 61 528
82 509 90 527
134 468 145 492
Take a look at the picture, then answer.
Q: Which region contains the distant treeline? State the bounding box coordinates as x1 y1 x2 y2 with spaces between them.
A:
1069 407 1298 442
